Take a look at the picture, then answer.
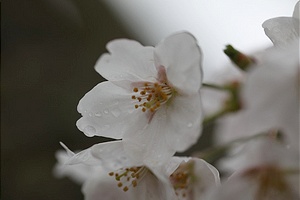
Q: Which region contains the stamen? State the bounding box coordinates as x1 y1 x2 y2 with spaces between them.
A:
170 161 195 198
109 172 114 176
108 166 149 192
132 81 174 113
243 165 291 199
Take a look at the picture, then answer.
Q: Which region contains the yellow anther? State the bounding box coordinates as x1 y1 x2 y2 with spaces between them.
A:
118 182 123 187
140 91 146 95
131 81 173 113
123 186 129 192
109 172 114 176
132 180 137 187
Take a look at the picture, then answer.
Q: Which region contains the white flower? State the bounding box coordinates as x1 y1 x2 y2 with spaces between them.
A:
54 145 99 184
55 141 182 200
206 138 300 200
263 1 299 48
216 40 299 150
76 32 203 164
169 157 220 200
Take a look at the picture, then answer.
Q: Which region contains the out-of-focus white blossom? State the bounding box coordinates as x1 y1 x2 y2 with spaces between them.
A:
76 32 203 165
169 157 220 200
54 143 99 184
263 1 299 48
206 138 299 200
216 39 299 150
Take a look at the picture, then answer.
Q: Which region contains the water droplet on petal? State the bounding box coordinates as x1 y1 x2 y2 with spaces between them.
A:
83 125 96 136
95 112 102 117
103 109 109 114
187 122 193 128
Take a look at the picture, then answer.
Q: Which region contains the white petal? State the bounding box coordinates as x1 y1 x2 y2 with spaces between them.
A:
123 109 175 166
293 1 299 20
154 32 202 94
217 42 299 148
90 140 138 171
192 159 220 198
262 17 299 48
95 39 157 82
165 93 203 152
54 150 97 184
206 176 258 200
77 81 147 139
82 171 135 200
63 145 102 166
132 171 178 200
164 156 191 176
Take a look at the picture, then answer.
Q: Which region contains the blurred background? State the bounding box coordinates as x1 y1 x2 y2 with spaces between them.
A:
2 0 297 199
2 1 130 199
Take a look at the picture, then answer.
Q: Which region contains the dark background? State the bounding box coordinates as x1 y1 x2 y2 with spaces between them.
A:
2 1 130 199
2 1 212 199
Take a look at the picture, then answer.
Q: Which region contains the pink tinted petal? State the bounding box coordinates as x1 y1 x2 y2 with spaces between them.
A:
154 32 202 94
165 94 203 152
95 39 157 82
77 81 147 139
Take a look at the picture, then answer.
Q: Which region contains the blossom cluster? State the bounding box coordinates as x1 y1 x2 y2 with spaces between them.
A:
54 2 299 200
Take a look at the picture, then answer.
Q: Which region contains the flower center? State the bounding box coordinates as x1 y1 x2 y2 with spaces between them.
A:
132 82 173 112
243 165 292 199
108 166 148 192
169 161 195 198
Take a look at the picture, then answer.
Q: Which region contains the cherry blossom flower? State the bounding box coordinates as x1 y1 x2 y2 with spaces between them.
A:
216 39 299 150
55 141 182 200
263 1 299 48
55 141 220 200
169 157 220 200
76 32 203 164
206 138 299 200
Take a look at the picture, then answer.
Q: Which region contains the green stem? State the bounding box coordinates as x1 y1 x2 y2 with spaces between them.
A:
203 108 229 125
194 133 268 163
283 168 300 175
202 83 231 91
